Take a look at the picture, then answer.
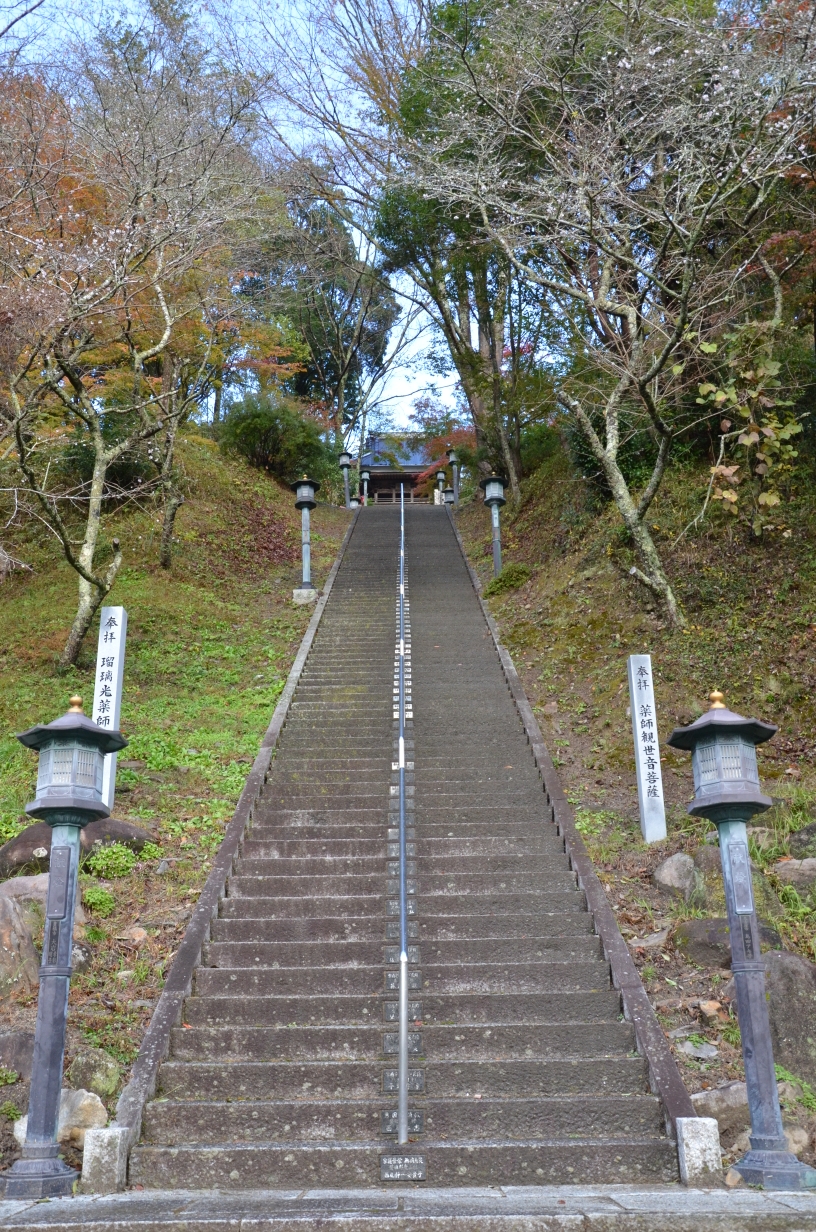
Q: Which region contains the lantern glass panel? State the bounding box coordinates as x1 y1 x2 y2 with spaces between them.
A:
51 744 75 786
485 481 503 502
76 746 100 790
297 484 311 502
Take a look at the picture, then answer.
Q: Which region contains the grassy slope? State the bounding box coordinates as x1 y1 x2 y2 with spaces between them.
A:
0 434 350 1151
456 444 816 1155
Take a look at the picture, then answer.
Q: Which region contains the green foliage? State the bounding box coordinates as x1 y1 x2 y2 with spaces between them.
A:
0 1100 21 1121
82 884 116 917
721 1022 741 1047
0 1067 18 1087
697 327 807 536
140 841 165 861
219 394 331 481
775 1065 816 1112
484 563 532 596
86 842 137 878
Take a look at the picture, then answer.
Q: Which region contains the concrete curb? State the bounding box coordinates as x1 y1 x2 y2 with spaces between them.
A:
444 510 699 1153
81 509 360 1194
1 1183 815 1228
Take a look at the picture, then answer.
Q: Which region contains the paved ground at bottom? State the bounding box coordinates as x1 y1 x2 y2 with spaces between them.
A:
0 1186 815 1230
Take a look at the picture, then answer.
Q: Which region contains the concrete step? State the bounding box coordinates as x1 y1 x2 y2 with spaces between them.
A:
142 1094 665 1145
224 871 577 897
129 1137 678 1188
201 936 602 968
193 959 610 998
181 989 623 1027
210 913 593 940
156 1056 651 1101
168 1022 632 1064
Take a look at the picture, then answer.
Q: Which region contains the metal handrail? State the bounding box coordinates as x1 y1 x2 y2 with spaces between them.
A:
397 483 409 1144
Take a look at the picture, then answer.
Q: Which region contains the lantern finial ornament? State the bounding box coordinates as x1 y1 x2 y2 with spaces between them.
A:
68 695 83 713
709 690 726 709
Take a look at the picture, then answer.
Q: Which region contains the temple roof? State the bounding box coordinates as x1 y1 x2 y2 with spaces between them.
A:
360 434 430 473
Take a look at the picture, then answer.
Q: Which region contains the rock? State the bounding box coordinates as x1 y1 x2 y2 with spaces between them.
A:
82 818 156 856
747 827 777 850
71 940 93 974
0 823 55 876
118 760 145 771
0 820 156 877
699 999 727 1026
688 848 783 923
771 858 816 893
156 860 169 876
116 924 147 947
764 950 816 1086
0 1031 34 1082
673 917 783 968
0 873 86 941
724 1166 745 1187
704 830 719 845
652 853 695 900
629 927 669 951
0 896 39 1000
786 1126 810 1156
679 1039 719 1059
14 1088 107 1149
790 822 816 860
691 1081 750 1138
68 1048 121 1099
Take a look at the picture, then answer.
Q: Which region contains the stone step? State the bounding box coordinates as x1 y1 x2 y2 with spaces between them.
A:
202 936 602 968
218 891 585 917
129 1137 678 1189
193 960 609 997
225 871 576 897
156 1056 650 1101
210 914 593 941
239 835 564 858
141 1094 665 1145
169 1021 632 1064
181 989 623 1027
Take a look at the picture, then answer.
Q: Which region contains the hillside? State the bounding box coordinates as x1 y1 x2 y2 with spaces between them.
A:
456 441 816 1164
0 434 349 1168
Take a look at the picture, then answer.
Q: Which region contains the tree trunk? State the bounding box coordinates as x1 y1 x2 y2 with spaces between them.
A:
603 454 685 628
160 492 184 568
158 417 183 569
59 446 112 666
213 382 222 424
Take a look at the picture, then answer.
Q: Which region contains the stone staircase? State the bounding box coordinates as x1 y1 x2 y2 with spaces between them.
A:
128 506 678 1189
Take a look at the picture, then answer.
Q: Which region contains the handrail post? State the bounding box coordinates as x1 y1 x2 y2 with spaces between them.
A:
397 482 409 1145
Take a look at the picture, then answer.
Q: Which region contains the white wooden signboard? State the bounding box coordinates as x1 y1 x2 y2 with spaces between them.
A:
627 653 667 843
92 606 127 811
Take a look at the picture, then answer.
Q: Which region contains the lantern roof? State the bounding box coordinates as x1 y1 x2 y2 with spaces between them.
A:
18 697 127 754
667 692 777 752
289 474 321 493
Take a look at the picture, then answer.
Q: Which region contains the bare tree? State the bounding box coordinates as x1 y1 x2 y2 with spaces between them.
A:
396 0 816 625
0 7 268 662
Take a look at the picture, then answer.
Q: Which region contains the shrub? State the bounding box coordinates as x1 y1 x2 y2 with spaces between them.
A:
140 841 164 861
0 1067 18 1087
83 884 116 917
86 842 136 879
484 562 532 596
219 395 331 481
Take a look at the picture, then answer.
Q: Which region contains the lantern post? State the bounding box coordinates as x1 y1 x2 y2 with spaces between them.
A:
3 698 127 1198
339 450 352 509
668 692 816 1191
446 444 459 507
436 469 446 501
479 474 507 577
360 468 370 506
291 475 320 604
